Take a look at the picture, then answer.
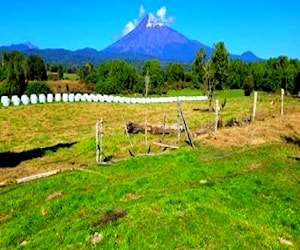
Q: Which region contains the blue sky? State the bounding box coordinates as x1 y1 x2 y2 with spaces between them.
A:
0 0 299 59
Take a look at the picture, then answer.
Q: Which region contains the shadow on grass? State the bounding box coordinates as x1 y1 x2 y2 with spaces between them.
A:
0 142 77 168
283 135 300 147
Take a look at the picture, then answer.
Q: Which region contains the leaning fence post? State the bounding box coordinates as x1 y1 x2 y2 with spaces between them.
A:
214 99 219 131
281 88 284 116
252 91 258 122
176 113 181 142
162 110 166 143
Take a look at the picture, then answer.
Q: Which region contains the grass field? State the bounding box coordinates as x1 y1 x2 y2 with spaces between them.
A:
0 90 299 248
0 143 299 248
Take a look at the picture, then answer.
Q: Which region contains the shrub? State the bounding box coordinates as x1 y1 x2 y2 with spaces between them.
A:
25 81 52 95
47 72 59 81
243 73 254 96
0 80 23 97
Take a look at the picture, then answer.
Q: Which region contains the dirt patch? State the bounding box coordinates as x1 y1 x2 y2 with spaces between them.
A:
122 192 141 202
90 232 103 245
92 209 127 226
45 191 63 202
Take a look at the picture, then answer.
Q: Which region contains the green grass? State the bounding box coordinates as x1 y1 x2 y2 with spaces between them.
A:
63 73 79 81
0 142 299 249
167 88 204 96
0 89 299 248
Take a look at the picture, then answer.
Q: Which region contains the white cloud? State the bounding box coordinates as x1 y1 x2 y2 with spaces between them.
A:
122 4 146 35
156 6 166 20
123 21 136 36
156 6 174 25
122 4 174 36
139 5 145 18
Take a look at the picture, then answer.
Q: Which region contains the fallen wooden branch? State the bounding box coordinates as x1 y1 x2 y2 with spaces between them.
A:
126 122 183 135
16 170 60 184
153 142 179 149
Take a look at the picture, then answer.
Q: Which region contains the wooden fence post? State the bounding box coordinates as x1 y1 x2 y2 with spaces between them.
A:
122 115 133 147
99 118 103 163
252 91 258 122
281 88 284 116
145 109 148 146
95 120 100 163
162 110 166 143
214 99 219 131
177 113 181 142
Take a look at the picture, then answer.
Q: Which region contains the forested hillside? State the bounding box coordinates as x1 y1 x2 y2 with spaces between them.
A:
1 42 299 97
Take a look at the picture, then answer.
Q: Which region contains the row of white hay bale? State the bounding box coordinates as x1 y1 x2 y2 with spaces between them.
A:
1 93 208 107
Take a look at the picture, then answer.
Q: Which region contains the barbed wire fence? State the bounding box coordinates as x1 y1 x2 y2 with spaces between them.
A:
1 89 298 180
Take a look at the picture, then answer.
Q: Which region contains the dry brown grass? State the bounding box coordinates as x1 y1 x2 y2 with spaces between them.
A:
47 80 93 93
0 92 299 184
198 111 300 148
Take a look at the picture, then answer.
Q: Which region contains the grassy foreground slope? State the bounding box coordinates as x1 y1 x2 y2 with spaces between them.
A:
0 90 299 248
0 142 299 249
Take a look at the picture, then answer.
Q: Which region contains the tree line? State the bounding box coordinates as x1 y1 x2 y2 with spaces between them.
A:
1 42 300 97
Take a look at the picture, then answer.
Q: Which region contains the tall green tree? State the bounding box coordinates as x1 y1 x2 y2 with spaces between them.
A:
192 47 206 88
227 59 248 89
143 60 165 94
243 71 254 96
0 62 5 82
165 63 185 86
26 54 47 81
58 65 64 80
203 59 216 109
248 61 267 91
210 42 229 90
48 63 58 72
79 62 96 84
0 51 26 96
96 60 138 94
295 72 300 95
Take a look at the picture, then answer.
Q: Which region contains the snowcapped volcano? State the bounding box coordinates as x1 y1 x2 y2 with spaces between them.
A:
146 13 164 28
102 14 211 62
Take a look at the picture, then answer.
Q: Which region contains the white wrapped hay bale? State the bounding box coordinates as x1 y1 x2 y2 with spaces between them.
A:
81 93 88 102
75 93 82 102
21 95 29 105
86 94 92 102
1 96 10 107
39 94 46 103
55 93 61 102
68 93 75 102
30 94 38 104
62 93 69 102
47 93 53 103
11 95 21 106
90 94 98 102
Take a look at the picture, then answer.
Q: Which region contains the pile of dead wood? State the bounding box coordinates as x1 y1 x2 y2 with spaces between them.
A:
126 122 183 135
195 116 251 136
225 116 251 127
195 121 221 136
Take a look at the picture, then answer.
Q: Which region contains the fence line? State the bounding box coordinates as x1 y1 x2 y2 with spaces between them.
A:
2 89 297 170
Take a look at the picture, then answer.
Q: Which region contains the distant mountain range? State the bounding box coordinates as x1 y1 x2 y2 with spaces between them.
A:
0 14 261 66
